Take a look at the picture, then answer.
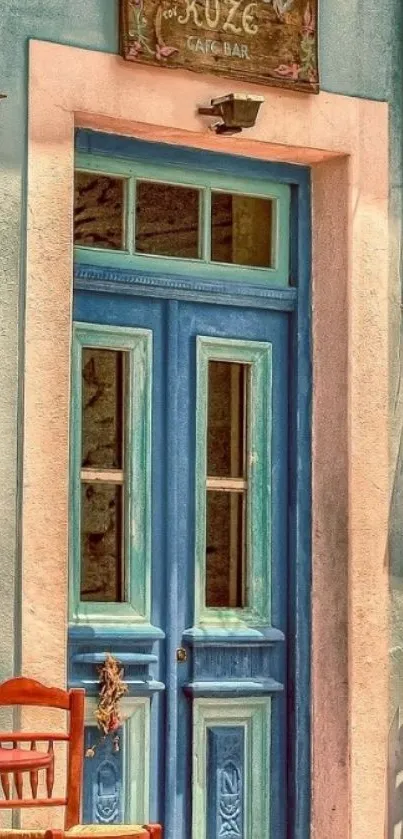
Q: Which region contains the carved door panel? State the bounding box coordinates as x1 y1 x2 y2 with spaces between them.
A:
83 727 123 825
71 291 288 839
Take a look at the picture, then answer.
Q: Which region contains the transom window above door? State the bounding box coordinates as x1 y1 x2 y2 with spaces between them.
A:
74 155 291 286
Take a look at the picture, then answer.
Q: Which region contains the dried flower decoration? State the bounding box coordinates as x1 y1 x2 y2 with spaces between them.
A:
86 654 128 758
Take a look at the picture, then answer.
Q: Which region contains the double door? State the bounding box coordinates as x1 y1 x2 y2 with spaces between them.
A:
72 289 288 839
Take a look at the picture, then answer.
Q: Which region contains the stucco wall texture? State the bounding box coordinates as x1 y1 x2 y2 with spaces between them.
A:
0 0 402 837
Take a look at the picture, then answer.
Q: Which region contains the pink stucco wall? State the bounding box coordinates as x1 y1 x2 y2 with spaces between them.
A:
23 40 389 837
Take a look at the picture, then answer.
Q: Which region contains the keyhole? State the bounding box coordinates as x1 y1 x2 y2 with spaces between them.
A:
176 647 187 662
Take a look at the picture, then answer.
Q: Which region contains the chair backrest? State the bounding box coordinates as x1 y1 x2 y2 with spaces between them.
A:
0 676 85 829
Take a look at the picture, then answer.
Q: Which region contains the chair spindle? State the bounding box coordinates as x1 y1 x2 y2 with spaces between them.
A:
46 740 54 798
14 770 23 799
11 740 23 799
30 740 39 798
0 772 10 799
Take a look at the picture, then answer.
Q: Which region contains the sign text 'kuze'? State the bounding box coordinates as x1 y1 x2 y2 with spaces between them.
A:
120 0 319 93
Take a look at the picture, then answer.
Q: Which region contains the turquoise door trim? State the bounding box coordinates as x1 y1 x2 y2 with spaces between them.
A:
70 322 152 625
195 336 272 627
74 152 290 287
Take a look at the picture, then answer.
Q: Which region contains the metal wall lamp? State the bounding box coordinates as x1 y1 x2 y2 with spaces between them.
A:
198 93 264 134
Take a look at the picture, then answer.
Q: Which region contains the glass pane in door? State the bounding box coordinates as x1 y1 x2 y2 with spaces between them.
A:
205 359 249 608
206 490 245 607
211 192 273 268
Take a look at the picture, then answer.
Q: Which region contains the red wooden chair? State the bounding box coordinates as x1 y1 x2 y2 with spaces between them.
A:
0 677 161 839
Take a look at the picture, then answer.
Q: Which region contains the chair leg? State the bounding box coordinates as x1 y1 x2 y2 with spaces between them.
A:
143 825 162 839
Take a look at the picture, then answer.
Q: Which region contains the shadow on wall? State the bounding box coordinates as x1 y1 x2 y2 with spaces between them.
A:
389 709 403 838
389 316 403 837
389 466 403 839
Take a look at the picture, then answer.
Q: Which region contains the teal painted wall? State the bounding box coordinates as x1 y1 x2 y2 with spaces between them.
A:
0 1 403 828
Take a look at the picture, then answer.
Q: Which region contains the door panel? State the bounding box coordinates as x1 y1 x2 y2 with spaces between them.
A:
72 291 288 839
174 301 288 839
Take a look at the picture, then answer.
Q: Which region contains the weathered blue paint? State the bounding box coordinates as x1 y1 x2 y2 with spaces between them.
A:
71 292 167 826
72 136 311 839
83 727 123 825
76 128 306 185
288 170 312 839
74 263 298 312
68 624 165 643
182 627 284 642
184 680 283 696
71 304 290 835
71 288 292 835
207 726 245 839
70 648 164 694
68 624 165 696
83 697 151 825
73 653 158 665
164 299 182 839
189 643 283 688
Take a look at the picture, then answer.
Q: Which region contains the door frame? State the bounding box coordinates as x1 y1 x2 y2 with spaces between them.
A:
72 130 312 839
21 41 390 838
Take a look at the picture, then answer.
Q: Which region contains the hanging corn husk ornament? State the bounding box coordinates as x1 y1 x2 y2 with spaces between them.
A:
85 654 128 758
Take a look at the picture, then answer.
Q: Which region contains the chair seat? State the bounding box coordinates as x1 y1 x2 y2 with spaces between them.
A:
66 829 149 838
0 832 47 838
0 747 51 772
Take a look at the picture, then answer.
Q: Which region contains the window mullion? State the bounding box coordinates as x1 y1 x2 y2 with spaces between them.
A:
80 468 124 484
206 476 247 492
201 187 211 262
126 176 136 255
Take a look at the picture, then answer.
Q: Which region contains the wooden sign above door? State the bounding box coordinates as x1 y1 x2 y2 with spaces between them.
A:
120 0 319 93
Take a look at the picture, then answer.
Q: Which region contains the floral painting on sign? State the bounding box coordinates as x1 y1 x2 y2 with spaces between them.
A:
120 0 319 92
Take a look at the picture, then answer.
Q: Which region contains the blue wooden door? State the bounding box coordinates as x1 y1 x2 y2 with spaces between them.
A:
72 289 288 839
